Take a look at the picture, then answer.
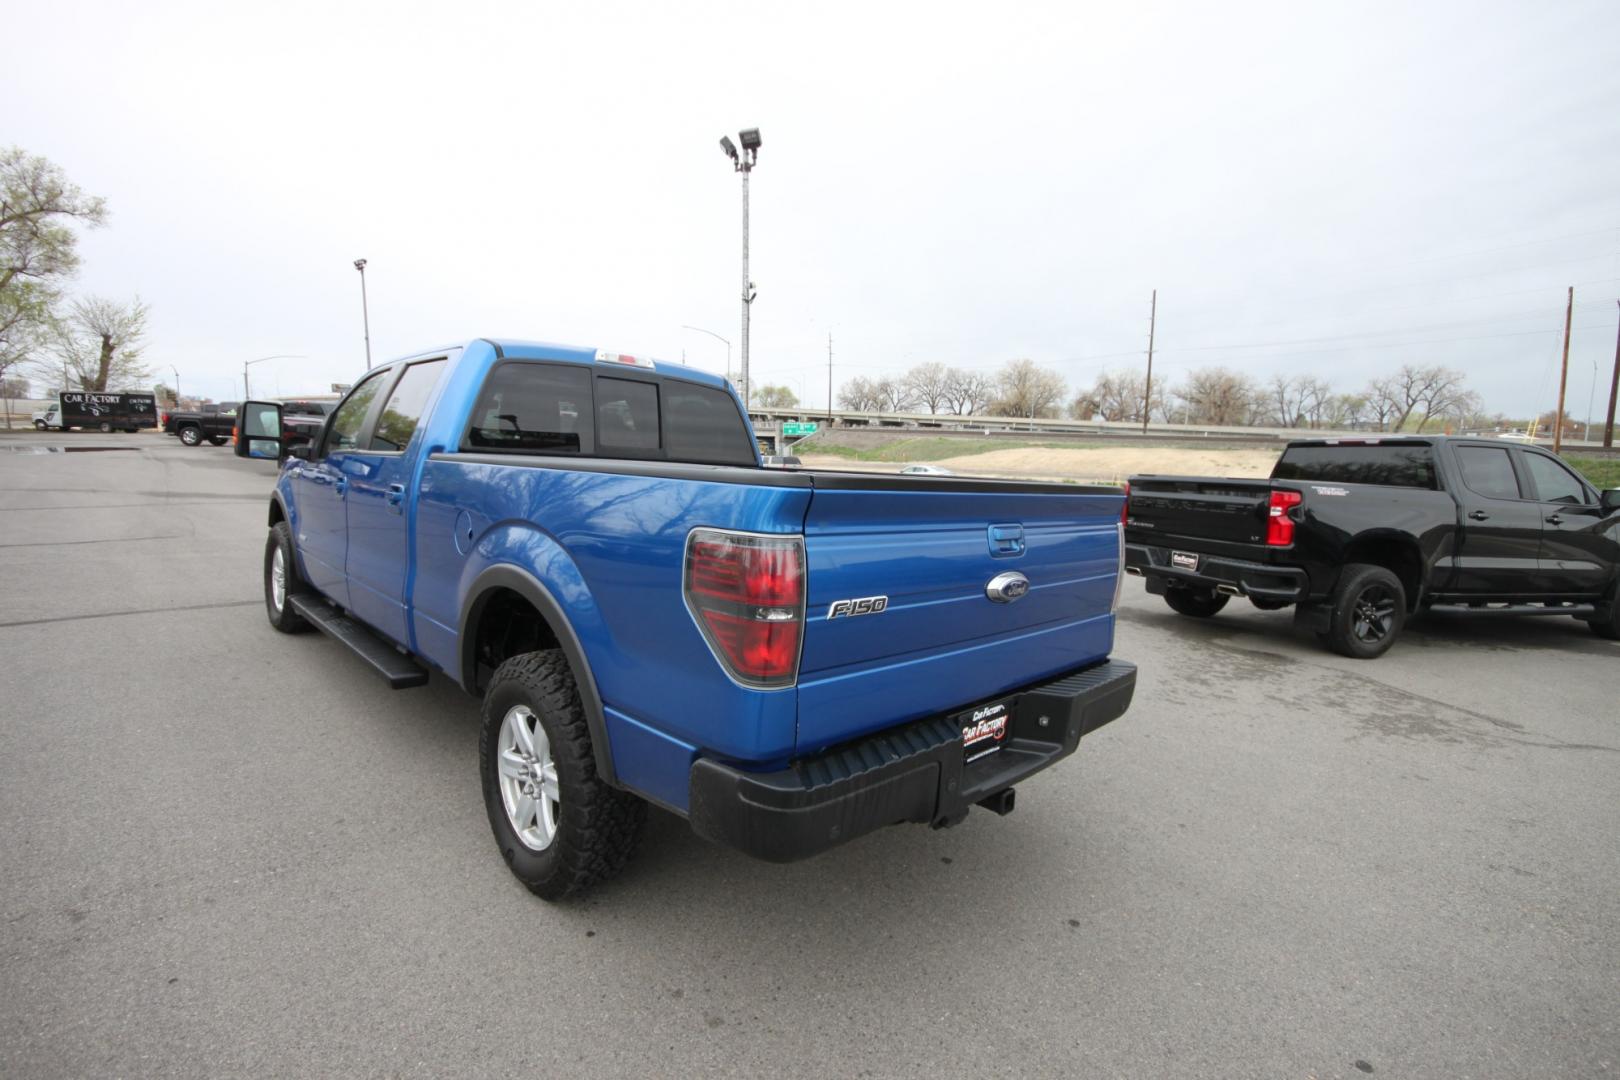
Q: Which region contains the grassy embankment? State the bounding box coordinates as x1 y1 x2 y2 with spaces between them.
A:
1566 456 1620 490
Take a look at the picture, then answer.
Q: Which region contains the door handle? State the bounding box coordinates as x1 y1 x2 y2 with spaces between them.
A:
386 483 406 513
1545 513 1563 525
1468 510 1489 521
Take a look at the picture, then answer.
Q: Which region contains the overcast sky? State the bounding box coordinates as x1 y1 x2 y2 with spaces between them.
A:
8 0 1620 419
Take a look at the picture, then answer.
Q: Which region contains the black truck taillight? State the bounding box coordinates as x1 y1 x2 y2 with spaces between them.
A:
1266 490 1302 546
683 529 806 688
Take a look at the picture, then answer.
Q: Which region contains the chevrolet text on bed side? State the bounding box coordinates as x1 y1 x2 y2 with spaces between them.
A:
241 339 1135 898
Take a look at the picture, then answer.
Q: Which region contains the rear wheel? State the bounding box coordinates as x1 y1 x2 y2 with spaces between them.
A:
178 425 202 446
98 421 111 433
1163 586 1229 618
480 650 646 900
1586 587 1620 640
208 437 227 446
1325 563 1406 659
1250 597 1292 611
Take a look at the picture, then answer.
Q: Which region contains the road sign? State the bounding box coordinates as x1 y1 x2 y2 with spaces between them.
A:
782 422 818 436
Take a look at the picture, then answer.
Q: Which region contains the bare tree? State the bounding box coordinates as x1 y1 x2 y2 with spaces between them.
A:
1323 392 1368 429
873 376 915 412
991 358 1066 420
1266 374 1307 427
1090 369 1145 421
46 295 152 391
1068 389 1101 420
1365 376 1400 431
1173 367 1259 426
1297 376 1333 428
904 362 952 414
944 368 995 415
1413 368 1472 433
837 375 881 412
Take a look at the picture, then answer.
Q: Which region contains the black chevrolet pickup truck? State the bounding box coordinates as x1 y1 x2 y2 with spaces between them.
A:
1125 437 1620 658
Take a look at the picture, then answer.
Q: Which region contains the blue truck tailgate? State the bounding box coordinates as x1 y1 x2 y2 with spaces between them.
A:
795 478 1124 756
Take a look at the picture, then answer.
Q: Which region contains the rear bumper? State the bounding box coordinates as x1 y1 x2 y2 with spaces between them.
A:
1125 541 1309 602
687 658 1136 863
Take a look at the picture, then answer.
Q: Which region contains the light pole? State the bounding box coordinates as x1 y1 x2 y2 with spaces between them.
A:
170 365 181 409
243 354 305 400
354 259 373 370
718 128 760 406
681 325 732 385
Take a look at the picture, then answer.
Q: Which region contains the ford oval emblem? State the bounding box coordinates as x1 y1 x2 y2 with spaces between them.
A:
985 571 1030 603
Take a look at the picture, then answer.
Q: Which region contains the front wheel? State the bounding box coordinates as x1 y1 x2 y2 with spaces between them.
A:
1325 563 1406 659
264 522 312 633
33 420 46 431
1163 586 1229 618
98 421 112 433
480 651 646 900
178 425 202 446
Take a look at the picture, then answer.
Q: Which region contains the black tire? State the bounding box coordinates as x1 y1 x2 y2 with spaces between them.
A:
98 421 111 433
263 522 312 633
208 436 227 446
1325 563 1406 659
1164 586 1229 618
480 651 646 900
1250 597 1292 611
33 420 46 431
178 425 202 446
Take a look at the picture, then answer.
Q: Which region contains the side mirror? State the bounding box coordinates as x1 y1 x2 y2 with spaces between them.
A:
1601 488 1620 513
233 400 284 460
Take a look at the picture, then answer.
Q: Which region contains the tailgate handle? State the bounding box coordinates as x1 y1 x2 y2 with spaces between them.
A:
988 523 1025 557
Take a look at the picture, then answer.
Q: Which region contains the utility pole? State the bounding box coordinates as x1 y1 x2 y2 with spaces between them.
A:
1554 286 1573 454
827 332 834 420
1605 300 1619 449
1142 288 1157 435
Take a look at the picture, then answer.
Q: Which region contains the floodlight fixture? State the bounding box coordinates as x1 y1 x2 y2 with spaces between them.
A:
738 128 761 152
719 135 738 162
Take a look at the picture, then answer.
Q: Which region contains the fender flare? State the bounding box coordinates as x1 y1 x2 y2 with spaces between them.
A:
457 563 618 788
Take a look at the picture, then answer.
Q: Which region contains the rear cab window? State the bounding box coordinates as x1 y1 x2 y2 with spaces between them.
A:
1272 443 1438 489
461 361 756 466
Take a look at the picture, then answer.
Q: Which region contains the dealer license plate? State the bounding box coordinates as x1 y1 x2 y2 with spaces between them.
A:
957 697 1012 762
1171 550 1200 571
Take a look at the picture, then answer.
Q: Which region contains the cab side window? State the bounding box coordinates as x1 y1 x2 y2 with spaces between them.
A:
369 360 446 452
1456 446 1521 501
322 370 389 454
1523 453 1589 505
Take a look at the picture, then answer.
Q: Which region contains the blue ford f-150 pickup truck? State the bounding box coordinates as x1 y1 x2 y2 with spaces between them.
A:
237 339 1136 898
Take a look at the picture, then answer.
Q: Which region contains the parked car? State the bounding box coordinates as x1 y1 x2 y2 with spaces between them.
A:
239 339 1137 898
1124 436 1620 657
901 464 954 476
760 454 802 468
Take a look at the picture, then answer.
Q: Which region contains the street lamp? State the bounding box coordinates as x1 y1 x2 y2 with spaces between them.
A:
243 354 305 400
170 365 181 409
681 325 732 385
718 127 761 406
354 259 373 370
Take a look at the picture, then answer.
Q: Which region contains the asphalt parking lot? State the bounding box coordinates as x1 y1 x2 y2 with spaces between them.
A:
1 430 1616 1078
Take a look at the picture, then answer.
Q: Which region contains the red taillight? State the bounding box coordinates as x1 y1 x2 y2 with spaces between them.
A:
684 529 805 687
1267 489 1302 546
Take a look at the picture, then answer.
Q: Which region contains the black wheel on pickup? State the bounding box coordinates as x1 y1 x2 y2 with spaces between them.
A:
1325 563 1406 659
207 436 227 446
480 650 647 901
1163 585 1229 618
1586 585 1620 640
178 424 202 446
1250 597 1292 611
264 521 313 633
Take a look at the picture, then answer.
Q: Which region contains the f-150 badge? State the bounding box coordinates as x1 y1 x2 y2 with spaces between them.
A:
827 595 888 619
